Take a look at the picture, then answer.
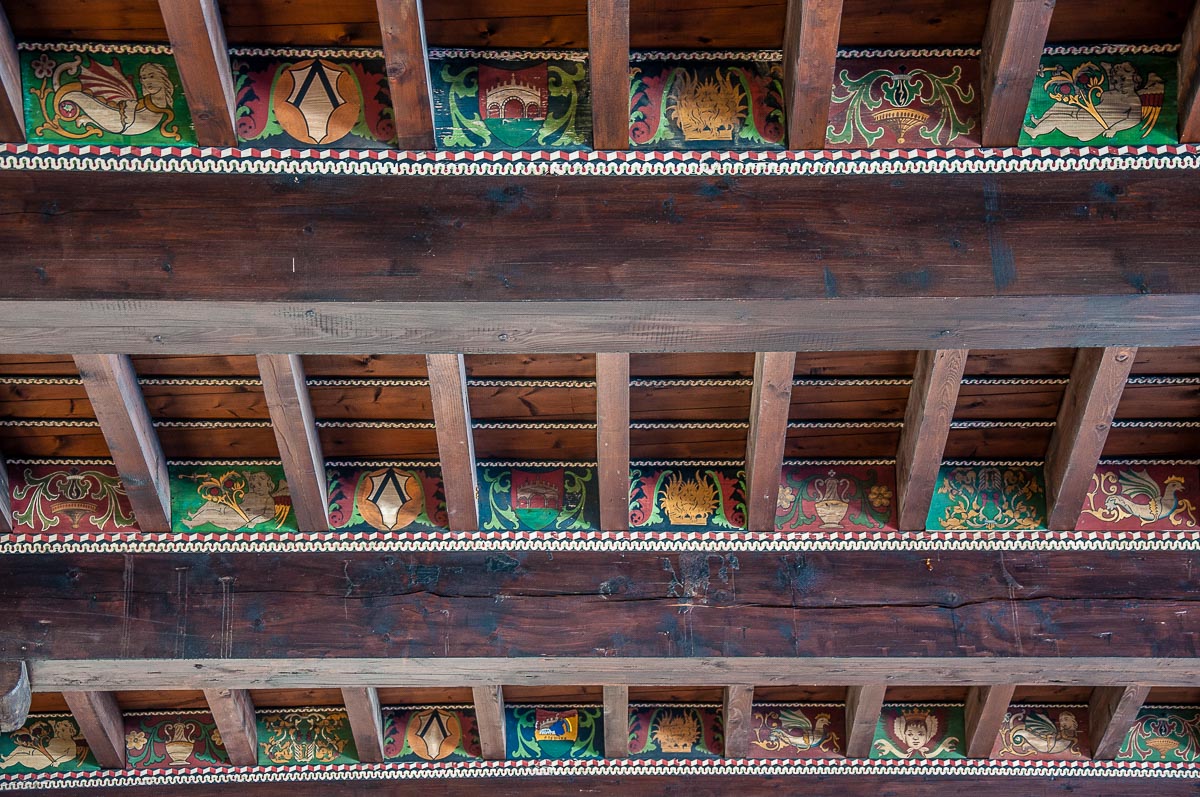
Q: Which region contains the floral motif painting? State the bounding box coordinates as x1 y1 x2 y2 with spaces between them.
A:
124 713 229 768
1117 708 1200 762
233 55 396 148
629 467 746 531
995 705 1090 760
21 47 196 145
1076 465 1199 531
478 466 598 531
430 55 591 149
872 704 965 759
751 704 844 759
383 706 481 762
507 706 603 759
1020 55 1177 146
826 58 979 148
629 705 723 758
256 710 357 765
776 466 896 532
629 61 785 149
8 463 137 534
927 465 1046 531
326 465 447 533
0 715 98 773
170 465 297 534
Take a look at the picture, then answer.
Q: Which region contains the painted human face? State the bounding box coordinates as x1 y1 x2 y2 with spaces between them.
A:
903 720 930 750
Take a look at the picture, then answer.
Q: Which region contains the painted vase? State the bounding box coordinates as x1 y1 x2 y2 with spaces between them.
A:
814 499 850 529
165 739 196 765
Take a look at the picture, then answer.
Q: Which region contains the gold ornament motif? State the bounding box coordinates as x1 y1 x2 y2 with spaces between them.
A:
260 712 348 764
667 70 746 141
660 473 719 526
652 710 702 753
1081 469 1196 527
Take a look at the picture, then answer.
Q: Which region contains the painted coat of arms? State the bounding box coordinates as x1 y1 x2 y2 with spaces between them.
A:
478 466 596 531
872 704 964 759
171 466 296 533
996 706 1089 760
432 56 591 149
827 58 979 148
0 715 96 773
1020 54 1176 146
124 714 229 768
1117 708 1200 762
22 48 194 145
629 705 723 758
751 705 844 758
775 466 895 532
928 465 1046 531
258 710 356 765
234 55 396 148
507 706 601 759
629 467 746 531
383 706 481 762
9 464 137 534
327 465 447 533
630 61 785 149
1077 465 1198 531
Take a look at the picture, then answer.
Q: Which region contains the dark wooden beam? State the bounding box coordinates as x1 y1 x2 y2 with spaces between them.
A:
341 687 385 763
1089 685 1149 760
1044 347 1135 530
963 684 1015 758
0 450 11 532
0 4 23 143
0 661 30 733
1181 0 1200 142
745 352 796 531
3 170 1200 352
896 349 968 530
257 354 329 532
980 0 1057 146
204 687 258 766
722 685 754 758
602 685 629 757
376 0 435 150
73 355 171 532
426 354 478 531
596 353 630 531
472 685 506 760
62 690 125 768
157 0 238 147
844 684 886 758
783 0 845 148
588 0 630 150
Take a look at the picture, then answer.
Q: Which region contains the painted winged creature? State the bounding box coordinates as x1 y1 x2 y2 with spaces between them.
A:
40 56 181 140
1009 710 1079 755
764 709 835 752
1104 470 1186 525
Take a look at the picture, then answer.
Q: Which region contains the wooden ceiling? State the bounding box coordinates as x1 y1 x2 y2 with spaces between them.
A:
2 0 1193 49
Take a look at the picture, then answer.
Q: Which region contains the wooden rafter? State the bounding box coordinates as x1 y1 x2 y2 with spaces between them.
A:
73 354 171 532
62 691 126 768
588 0 631 150
426 354 479 531
258 354 329 531
157 0 238 147
782 0 844 148
896 350 968 530
0 661 30 733
0 450 11 533
980 0 1057 146
596 353 631 530
602 685 630 757
1182 0 1200 142
472 685 506 760
0 4 23 143
843 684 886 758
745 352 796 531
376 0 435 150
204 688 258 766
341 687 386 763
1043 347 1135 530
1089 685 1149 760
963 684 1016 758
722 685 754 758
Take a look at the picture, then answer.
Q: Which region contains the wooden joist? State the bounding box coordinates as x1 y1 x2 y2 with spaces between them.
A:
341 687 386 763
471 685 506 760
204 687 259 766
980 0 1057 146
602 685 630 757
157 0 238 146
0 661 30 733
0 4 23 143
588 0 631 150
73 355 171 532
722 685 754 758
896 350 967 530
963 684 1015 758
376 0 435 149
782 0 845 148
62 691 126 768
0 450 10 532
843 684 886 758
1043 347 1136 530
426 354 479 531
1089 685 1149 760
257 354 329 531
596 353 631 531
1181 0 1200 142
745 352 796 531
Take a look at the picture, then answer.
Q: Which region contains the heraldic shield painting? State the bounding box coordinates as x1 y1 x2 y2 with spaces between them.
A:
327 465 447 533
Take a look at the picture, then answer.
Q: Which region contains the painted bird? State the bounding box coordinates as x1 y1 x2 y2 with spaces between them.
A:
1105 470 1186 525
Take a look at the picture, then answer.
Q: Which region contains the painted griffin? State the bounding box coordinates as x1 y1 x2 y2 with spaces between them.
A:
1006 710 1079 755
761 709 836 752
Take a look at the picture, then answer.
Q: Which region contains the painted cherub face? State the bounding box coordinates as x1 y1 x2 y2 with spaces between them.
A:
903 720 931 750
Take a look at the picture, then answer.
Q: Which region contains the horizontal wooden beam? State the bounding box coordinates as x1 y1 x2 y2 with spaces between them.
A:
0 661 30 732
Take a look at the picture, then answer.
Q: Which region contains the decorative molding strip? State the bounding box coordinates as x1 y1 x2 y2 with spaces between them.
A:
959 377 1069 386
1042 43 1180 56
152 420 271 428
0 376 82 385
1125 376 1200 385
315 420 436 429
139 377 261 386
631 460 745 467
473 422 596 430
477 461 599 467
467 379 595 388
16 41 174 54
230 45 385 59
948 420 1055 428
631 421 747 430
793 378 912 386
1112 420 1200 429
783 459 897 466
787 421 902 429
0 419 98 427
632 378 754 387
308 378 431 387
429 47 589 61
325 460 441 468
